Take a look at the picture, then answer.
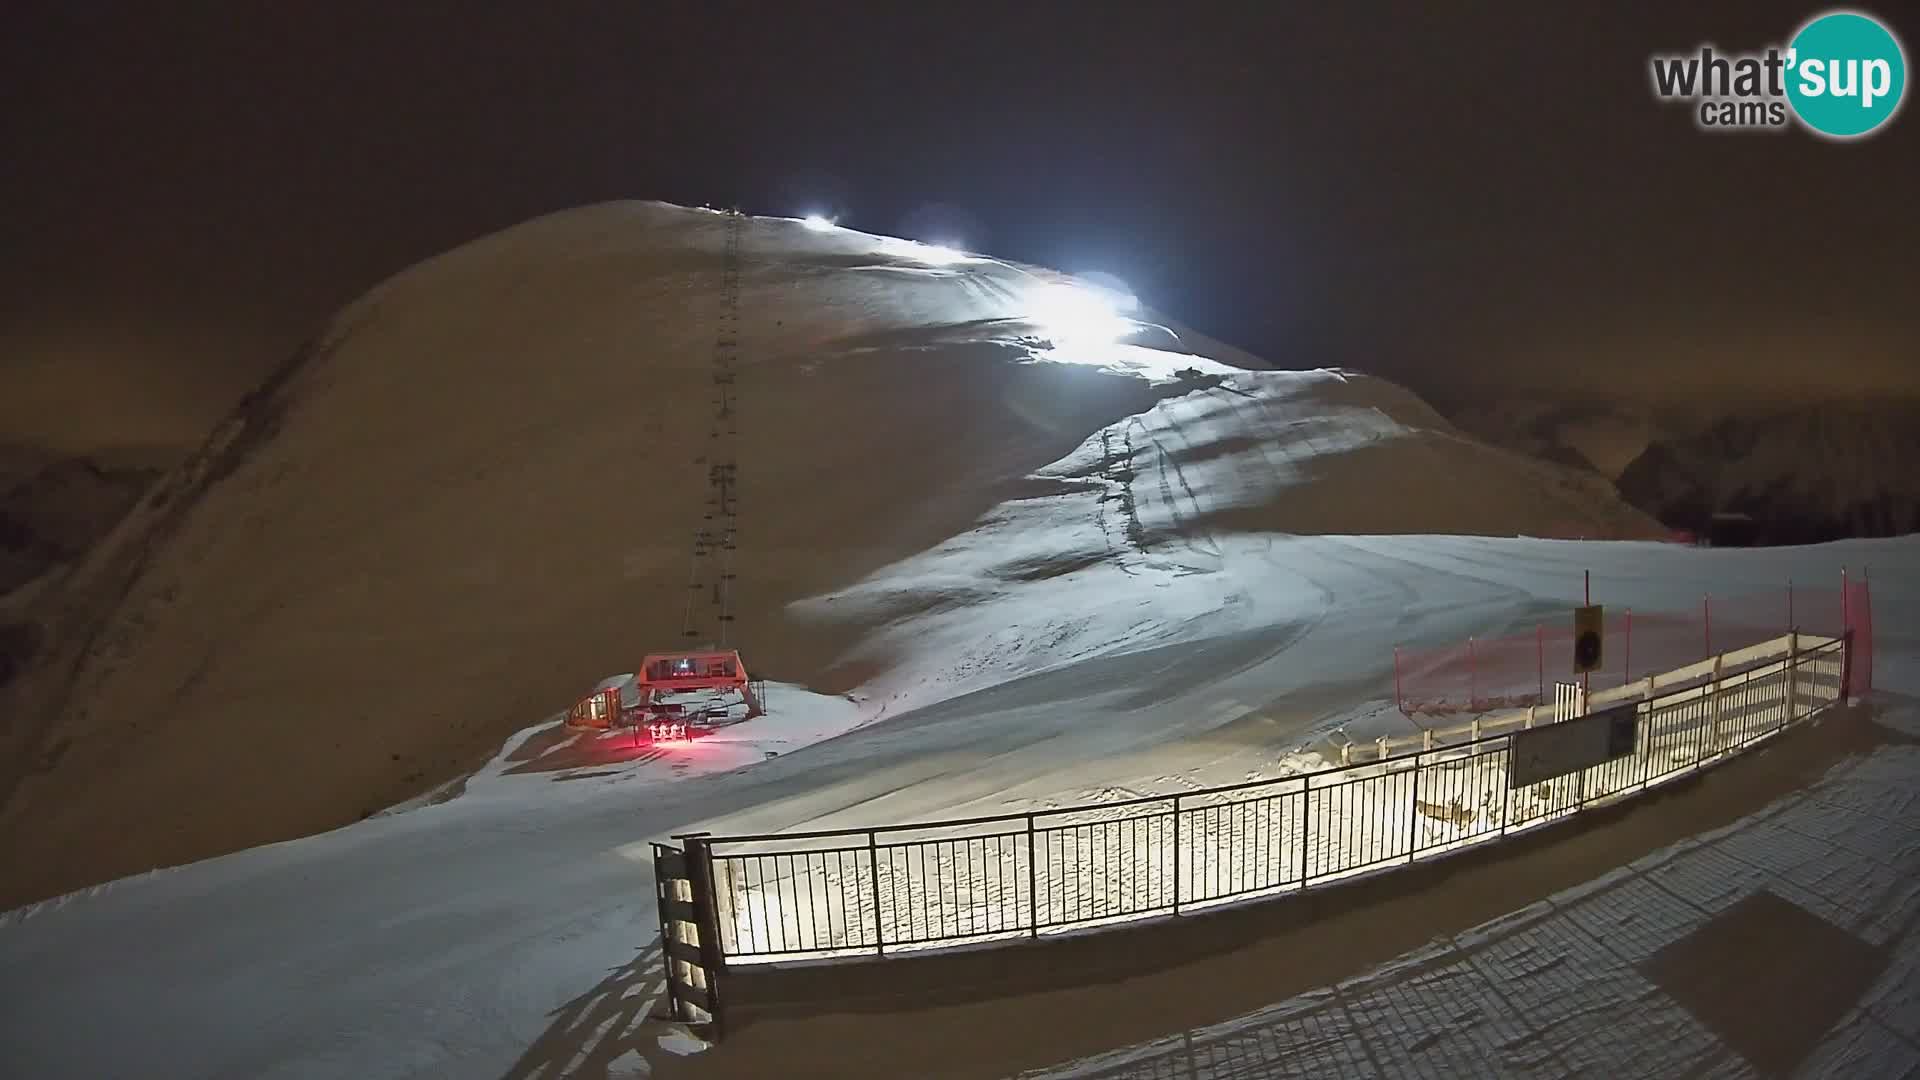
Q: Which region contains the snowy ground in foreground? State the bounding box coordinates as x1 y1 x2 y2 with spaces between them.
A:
0 535 1912 1080
706 637 1841 963
428 680 870 810
1024 702 1920 1080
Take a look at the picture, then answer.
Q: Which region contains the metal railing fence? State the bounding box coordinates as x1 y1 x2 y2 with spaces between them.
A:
682 633 1846 964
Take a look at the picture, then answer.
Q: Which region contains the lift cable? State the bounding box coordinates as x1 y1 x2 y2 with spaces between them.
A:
714 211 743 648
681 208 746 647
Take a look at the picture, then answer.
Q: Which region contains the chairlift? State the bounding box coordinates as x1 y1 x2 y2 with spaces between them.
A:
634 650 764 722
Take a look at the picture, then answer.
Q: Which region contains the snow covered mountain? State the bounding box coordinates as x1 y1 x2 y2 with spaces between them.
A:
0 201 1663 908
1453 396 1920 544
0 451 159 693
1446 398 1661 479
0 201 1912 1080
1616 402 1920 543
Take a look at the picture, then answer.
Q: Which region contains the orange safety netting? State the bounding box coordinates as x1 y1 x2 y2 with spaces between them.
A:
1845 577 1874 698
1395 577 1865 716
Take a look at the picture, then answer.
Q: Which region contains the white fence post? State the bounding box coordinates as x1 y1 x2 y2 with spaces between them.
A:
1525 704 1536 729
1423 728 1434 751
1377 735 1390 762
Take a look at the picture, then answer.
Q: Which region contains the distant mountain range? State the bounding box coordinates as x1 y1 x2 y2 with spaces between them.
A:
1448 397 1920 544
0 450 160 687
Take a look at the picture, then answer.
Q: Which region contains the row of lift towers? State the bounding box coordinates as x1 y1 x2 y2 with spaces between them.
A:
568 209 764 744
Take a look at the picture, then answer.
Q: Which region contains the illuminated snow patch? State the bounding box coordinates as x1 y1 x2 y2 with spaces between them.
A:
1024 341 1240 385
1026 281 1138 346
1075 270 1140 312
873 236 979 266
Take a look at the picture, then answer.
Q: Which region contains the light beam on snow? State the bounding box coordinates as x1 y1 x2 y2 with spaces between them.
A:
1077 270 1139 309
875 236 977 266
914 244 969 265
1026 281 1137 346
1013 277 1233 383
801 214 838 232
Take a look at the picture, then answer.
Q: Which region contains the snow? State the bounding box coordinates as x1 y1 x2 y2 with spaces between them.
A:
702 633 1843 963
3 532 1912 1078
654 1026 709 1056
0 201 1914 1077
451 681 868 808
2 200 1663 912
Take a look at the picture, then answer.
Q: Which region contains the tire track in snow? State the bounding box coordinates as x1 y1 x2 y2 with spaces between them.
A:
1150 393 1226 559
1297 539 1428 627
1238 385 1354 525
1208 380 1292 483
956 262 1031 320
1334 536 1540 614
1096 427 1145 572
1128 416 1184 541
1125 412 1222 562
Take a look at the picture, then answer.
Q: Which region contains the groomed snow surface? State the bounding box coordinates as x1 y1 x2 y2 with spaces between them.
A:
703 635 1845 963
0 205 1915 1078
2 536 1912 1079
0 201 1662 913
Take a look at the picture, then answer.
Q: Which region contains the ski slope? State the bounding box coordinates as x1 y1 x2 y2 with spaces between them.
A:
1 203 1910 1077
0 201 1657 908
2 535 1913 1079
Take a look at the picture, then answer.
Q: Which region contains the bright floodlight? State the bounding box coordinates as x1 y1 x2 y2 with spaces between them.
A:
1027 281 1136 345
874 236 974 266
802 213 837 232
1078 271 1140 314
912 242 968 265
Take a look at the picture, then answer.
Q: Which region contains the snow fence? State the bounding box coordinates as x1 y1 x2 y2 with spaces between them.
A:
667 632 1849 970
1394 579 1860 716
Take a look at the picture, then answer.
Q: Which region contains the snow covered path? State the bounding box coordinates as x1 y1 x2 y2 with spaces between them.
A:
0 535 1913 1078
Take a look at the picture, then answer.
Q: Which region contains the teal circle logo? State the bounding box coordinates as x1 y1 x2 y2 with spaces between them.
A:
1786 11 1907 138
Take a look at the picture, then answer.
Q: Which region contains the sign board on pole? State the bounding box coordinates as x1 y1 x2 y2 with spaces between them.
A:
1574 605 1605 673
1508 702 1637 788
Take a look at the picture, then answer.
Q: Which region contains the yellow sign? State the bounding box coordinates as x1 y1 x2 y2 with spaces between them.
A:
1574 604 1604 673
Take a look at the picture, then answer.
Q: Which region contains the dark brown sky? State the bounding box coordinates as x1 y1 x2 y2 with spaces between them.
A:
4 2 1916 454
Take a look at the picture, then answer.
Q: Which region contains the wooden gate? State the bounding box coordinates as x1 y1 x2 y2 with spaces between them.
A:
653 836 725 1035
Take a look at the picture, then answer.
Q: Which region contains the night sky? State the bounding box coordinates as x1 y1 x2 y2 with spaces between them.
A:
5 2 1917 455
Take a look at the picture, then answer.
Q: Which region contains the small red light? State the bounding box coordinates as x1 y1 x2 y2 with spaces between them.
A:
646 721 694 744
